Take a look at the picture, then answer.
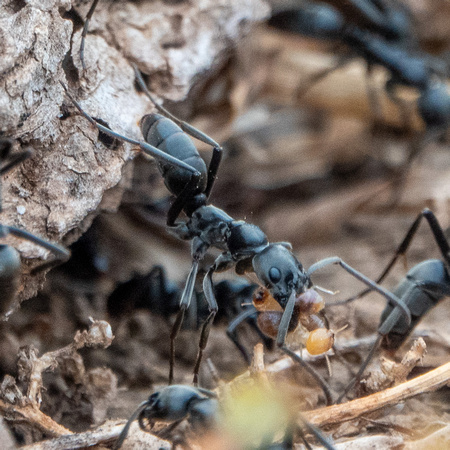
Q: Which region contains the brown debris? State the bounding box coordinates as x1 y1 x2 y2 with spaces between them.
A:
360 338 427 394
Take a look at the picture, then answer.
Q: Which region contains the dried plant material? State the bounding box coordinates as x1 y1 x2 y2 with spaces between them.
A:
334 434 404 449
17 319 114 406
262 335 378 374
303 362 450 427
249 26 427 130
0 398 71 438
0 417 17 450
20 420 170 450
360 338 427 394
405 423 450 450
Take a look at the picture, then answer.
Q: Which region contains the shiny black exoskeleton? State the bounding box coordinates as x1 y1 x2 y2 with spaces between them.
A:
113 385 219 450
62 74 410 401
337 208 450 401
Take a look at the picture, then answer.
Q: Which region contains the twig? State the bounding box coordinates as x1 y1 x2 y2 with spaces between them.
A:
0 399 71 437
303 362 450 427
20 420 171 450
20 319 114 406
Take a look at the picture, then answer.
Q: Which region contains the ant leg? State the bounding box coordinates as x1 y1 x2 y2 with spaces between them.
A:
226 308 257 364
0 140 33 213
1 225 70 274
332 208 450 306
80 0 100 70
166 171 201 226
336 334 383 403
0 150 33 176
61 82 201 177
275 291 333 405
281 345 333 405
308 257 411 325
192 267 219 385
113 400 148 450
298 416 336 450
170 238 209 384
169 259 199 384
294 52 353 100
133 66 223 199
204 145 222 200
337 277 437 402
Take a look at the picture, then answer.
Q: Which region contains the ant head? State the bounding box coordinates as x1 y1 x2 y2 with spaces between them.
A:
140 385 204 424
252 244 309 308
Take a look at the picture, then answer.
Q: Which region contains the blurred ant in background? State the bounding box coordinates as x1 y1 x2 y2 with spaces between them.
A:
107 265 274 363
334 208 450 401
269 0 449 183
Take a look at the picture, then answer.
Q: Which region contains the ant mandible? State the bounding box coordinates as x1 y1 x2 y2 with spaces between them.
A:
60 69 411 393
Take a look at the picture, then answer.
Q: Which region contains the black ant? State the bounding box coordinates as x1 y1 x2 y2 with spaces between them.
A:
269 1 449 185
270 0 413 44
113 384 336 450
60 70 411 398
107 265 273 363
0 138 70 317
336 208 450 402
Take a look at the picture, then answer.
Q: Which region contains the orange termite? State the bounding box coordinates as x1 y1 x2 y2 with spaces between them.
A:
253 287 335 355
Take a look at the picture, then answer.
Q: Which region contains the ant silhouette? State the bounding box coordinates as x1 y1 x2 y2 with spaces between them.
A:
107 265 273 363
0 138 70 317
60 69 411 398
269 1 449 189
335 208 450 402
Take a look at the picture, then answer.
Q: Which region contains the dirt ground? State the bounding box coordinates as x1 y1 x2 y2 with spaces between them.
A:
0 1 449 449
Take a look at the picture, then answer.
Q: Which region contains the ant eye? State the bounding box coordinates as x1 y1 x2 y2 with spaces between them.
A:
269 267 281 283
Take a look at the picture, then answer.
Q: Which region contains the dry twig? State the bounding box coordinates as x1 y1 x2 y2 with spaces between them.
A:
19 319 114 406
303 361 450 427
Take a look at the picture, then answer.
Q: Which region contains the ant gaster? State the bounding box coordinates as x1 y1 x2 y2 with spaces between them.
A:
336 208 450 402
60 70 411 395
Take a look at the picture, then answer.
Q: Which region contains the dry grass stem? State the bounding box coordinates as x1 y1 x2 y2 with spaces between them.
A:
303 361 450 427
